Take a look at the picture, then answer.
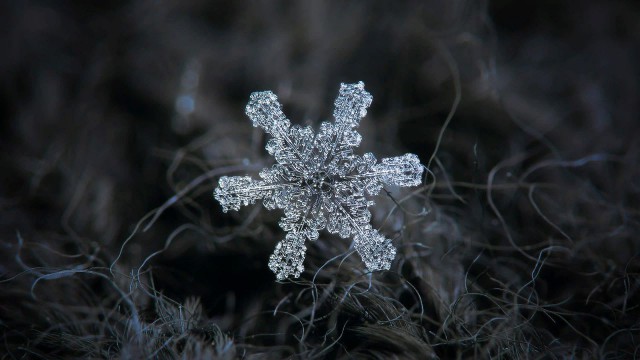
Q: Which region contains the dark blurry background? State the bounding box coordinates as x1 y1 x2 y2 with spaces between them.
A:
1 1 639 359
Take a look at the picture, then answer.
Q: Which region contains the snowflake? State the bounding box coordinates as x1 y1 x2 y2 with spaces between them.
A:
214 82 423 280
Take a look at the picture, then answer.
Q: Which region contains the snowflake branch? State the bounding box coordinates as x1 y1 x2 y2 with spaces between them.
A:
247 91 310 168
350 153 423 187
214 176 297 212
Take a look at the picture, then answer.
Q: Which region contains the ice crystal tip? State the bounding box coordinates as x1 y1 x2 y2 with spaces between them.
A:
214 81 424 280
334 81 373 128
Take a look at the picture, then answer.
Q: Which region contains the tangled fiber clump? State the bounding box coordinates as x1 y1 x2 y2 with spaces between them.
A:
1 1 639 359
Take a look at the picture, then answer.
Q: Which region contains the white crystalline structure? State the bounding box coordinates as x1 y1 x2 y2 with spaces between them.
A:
214 82 423 280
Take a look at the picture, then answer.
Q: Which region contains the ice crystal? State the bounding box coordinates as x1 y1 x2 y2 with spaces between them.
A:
214 82 424 280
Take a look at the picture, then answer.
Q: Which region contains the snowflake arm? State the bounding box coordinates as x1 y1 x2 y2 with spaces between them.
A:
333 81 373 129
214 176 277 212
214 169 302 213
247 92 317 169
315 82 371 169
268 232 307 280
353 228 396 272
245 91 291 138
350 153 423 195
373 153 424 187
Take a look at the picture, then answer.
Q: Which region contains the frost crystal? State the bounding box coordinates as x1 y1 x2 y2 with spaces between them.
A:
214 82 423 280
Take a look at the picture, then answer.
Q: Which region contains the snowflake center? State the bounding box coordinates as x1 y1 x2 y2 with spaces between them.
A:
305 171 334 193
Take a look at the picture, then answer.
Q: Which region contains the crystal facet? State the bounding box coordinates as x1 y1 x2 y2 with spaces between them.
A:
214 82 424 280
